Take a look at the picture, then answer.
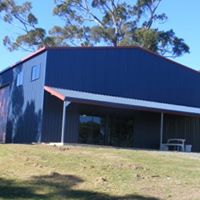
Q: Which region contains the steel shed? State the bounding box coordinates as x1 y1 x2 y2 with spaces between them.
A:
1 47 200 151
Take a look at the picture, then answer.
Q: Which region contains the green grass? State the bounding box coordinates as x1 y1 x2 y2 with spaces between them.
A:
0 144 200 200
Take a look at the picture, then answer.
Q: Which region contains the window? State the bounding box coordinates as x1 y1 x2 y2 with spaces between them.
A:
31 65 40 81
16 71 23 86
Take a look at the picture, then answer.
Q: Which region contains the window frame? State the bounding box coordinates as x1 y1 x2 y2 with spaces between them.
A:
31 64 41 81
16 71 23 86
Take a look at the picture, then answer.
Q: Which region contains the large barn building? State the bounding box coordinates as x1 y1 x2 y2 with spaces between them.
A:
1 47 200 151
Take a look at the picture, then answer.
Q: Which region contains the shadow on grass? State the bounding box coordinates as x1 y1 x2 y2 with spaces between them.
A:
0 172 160 200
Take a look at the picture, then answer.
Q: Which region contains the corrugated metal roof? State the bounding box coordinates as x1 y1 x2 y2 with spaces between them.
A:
44 86 200 116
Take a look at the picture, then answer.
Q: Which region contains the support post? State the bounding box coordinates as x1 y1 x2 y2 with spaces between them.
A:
105 114 110 145
61 100 68 145
160 112 164 150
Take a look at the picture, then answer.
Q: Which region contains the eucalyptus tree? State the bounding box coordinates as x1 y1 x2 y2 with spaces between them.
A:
0 0 189 57
51 0 189 57
0 0 55 51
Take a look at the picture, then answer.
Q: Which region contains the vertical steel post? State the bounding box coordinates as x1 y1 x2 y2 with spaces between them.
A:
105 114 110 145
61 100 67 145
160 112 164 150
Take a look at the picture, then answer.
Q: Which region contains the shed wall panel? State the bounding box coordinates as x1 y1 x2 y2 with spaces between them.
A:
65 104 79 143
164 114 200 152
0 52 47 143
45 48 200 108
42 92 62 142
133 112 160 149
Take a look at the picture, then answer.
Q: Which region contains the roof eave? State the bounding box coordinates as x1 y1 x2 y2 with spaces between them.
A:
0 47 47 75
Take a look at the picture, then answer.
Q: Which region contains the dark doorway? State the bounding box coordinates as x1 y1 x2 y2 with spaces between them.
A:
79 114 106 145
0 86 10 143
109 117 134 147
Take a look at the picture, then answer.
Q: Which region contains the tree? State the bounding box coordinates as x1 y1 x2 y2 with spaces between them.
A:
0 0 190 58
0 0 55 51
51 0 189 57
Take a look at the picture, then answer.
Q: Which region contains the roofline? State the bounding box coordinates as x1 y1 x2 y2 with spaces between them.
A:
0 47 46 74
0 45 199 76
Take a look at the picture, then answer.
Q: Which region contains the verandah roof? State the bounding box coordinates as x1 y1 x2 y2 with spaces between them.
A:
44 86 200 116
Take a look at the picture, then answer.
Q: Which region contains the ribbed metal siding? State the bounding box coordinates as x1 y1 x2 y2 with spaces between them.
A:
45 48 200 108
0 68 13 87
133 112 160 149
42 92 63 142
164 114 200 152
65 104 79 143
42 95 79 143
0 52 47 143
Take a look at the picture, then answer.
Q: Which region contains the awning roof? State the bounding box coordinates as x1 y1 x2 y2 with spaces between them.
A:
44 86 200 116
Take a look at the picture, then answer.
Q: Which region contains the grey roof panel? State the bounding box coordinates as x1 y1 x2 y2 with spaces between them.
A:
44 86 200 116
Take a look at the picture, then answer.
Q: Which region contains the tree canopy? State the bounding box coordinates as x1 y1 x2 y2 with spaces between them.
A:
0 0 190 57
0 0 55 51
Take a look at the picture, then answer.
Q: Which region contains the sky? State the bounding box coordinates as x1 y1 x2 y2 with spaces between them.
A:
0 0 200 71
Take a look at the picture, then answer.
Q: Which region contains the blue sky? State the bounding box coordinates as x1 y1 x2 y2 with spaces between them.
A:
0 0 200 71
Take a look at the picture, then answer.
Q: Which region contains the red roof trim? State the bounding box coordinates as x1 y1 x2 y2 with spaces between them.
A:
44 86 65 101
0 47 47 74
20 47 46 63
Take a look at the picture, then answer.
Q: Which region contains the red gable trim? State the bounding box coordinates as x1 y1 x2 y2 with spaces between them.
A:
20 47 46 63
0 47 47 75
44 86 65 101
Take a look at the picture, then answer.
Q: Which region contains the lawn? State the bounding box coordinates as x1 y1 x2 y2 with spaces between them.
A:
0 144 200 200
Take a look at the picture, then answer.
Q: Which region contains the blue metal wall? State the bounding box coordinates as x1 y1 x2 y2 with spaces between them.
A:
42 92 63 142
133 111 160 149
164 114 200 152
45 47 200 108
42 94 79 143
0 51 47 143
